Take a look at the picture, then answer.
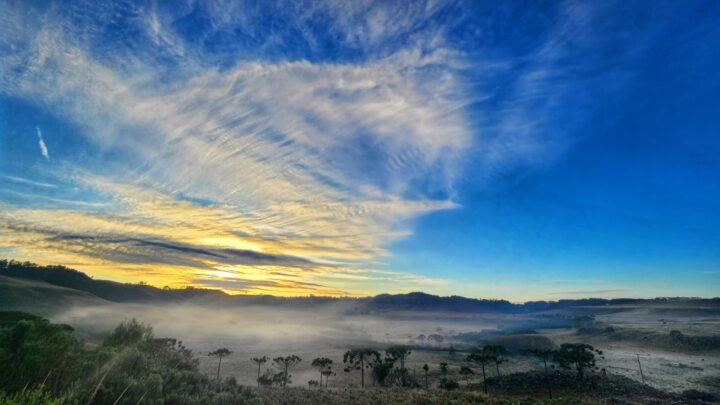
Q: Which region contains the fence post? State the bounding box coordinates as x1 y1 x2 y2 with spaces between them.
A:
636 354 645 384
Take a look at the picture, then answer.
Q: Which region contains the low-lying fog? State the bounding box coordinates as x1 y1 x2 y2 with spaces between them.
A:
48 301 720 394
51 302 500 385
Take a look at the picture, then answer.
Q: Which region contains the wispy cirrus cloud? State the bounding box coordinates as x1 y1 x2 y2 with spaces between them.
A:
0 0 609 297
549 289 629 296
1 175 58 189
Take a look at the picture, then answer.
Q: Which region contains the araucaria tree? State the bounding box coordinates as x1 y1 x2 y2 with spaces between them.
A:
251 356 268 387
528 348 555 398
311 357 333 388
484 345 507 376
273 355 302 387
553 343 602 380
459 366 474 385
208 348 232 380
466 349 494 394
422 364 429 389
439 362 449 380
321 368 335 388
343 348 380 388
385 345 412 385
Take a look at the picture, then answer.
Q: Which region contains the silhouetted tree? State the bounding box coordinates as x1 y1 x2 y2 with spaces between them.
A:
484 345 507 376
422 364 429 389
370 358 393 387
251 356 268 387
385 345 411 386
440 362 449 379
272 355 302 387
459 366 474 385
311 357 332 387
322 368 335 388
257 369 275 387
439 378 459 390
553 343 602 380
528 348 555 398
466 349 494 394
208 348 232 380
343 348 380 388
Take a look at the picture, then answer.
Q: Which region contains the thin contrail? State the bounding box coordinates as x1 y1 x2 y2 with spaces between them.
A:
36 126 50 160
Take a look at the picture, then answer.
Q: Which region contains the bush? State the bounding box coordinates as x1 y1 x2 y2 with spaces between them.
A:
0 386 61 405
439 379 460 391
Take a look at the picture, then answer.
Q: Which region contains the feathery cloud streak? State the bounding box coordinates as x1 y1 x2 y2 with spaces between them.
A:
0 0 622 297
0 0 473 295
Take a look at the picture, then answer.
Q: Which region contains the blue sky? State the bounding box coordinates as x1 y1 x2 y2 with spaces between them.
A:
0 0 718 300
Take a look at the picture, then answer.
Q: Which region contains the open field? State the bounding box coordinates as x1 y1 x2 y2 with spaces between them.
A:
2 273 718 402
38 297 720 395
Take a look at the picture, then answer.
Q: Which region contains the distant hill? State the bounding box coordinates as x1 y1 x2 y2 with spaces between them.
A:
0 275 108 315
1 259 716 313
0 259 354 308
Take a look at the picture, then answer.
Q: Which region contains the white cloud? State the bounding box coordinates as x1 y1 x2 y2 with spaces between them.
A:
0 0 476 295
0 0 594 294
0 10 472 259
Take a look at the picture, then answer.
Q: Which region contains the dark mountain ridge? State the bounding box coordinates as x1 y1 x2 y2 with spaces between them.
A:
2 259 717 312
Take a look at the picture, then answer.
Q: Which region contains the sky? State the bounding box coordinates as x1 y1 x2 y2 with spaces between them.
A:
0 0 718 300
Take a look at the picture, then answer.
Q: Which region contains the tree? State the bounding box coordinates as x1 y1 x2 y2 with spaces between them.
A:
439 362 449 379
0 313 80 394
322 368 335 388
208 348 232 380
370 359 394 387
257 369 275 387
553 343 602 380
251 356 268 387
422 364 429 389
439 378 459 390
311 357 333 387
385 345 411 386
528 348 555 398
466 349 494 394
459 366 474 385
343 348 380 388
103 318 153 347
272 355 302 387
484 345 507 376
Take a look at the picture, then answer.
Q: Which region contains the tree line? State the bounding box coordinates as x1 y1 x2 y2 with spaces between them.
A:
206 340 603 395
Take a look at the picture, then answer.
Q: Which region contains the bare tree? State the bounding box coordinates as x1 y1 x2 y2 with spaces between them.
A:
343 348 380 388
250 356 268 387
208 348 232 380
